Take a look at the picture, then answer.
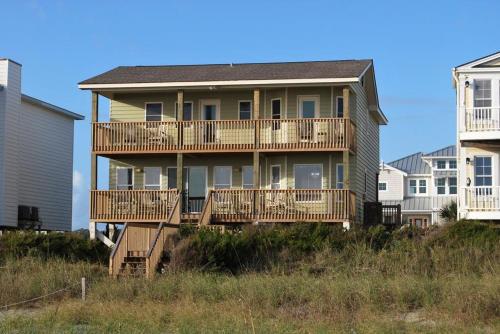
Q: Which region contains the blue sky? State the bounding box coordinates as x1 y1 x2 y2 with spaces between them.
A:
1 0 499 229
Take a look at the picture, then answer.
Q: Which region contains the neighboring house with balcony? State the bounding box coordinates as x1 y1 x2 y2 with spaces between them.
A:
0 58 84 232
79 59 387 277
453 51 500 221
379 145 457 227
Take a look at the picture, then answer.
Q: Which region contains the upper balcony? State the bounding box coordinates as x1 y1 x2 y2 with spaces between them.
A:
92 118 356 155
460 107 500 141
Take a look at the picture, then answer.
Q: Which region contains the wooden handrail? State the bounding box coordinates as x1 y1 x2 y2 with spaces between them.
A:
109 223 128 277
145 192 181 278
92 118 355 153
198 190 214 226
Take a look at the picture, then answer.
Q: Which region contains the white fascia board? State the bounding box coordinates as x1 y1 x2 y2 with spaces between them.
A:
380 163 407 176
455 52 500 70
78 77 360 90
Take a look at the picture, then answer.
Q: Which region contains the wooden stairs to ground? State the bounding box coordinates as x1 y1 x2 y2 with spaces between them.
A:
118 251 147 278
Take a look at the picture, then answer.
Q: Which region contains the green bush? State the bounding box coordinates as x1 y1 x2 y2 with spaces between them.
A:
0 231 109 263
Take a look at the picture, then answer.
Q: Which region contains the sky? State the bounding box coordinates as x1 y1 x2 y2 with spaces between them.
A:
1 0 499 230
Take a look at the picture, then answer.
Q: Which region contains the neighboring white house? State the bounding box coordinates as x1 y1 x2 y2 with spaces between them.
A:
0 58 84 231
453 51 500 221
379 145 457 226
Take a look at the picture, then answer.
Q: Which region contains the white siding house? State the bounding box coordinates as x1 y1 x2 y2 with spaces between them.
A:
0 59 84 231
453 52 500 221
379 146 457 226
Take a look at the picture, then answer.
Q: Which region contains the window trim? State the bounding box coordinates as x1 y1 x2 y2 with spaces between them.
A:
474 155 493 187
336 96 344 118
174 101 194 121
448 177 457 195
436 160 447 170
270 165 281 189
335 163 344 189
144 102 163 122
166 167 177 190
238 100 253 120
436 177 446 196
144 166 162 190
213 166 232 189
116 166 134 190
378 181 387 192
242 165 253 189
293 163 323 190
473 79 492 108
200 99 221 120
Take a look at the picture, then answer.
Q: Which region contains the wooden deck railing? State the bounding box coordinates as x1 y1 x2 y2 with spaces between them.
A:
464 186 500 211
210 189 355 223
90 190 178 222
109 223 129 277
92 118 355 153
145 192 181 278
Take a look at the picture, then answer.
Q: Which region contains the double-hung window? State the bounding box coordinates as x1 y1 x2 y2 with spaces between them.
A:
436 178 446 195
214 166 232 189
475 156 492 187
145 103 162 122
474 80 492 108
437 160 446 169
448 177 457 195
239 101 252 120
336 96 344 118
449 159 457 169
409 179 426 195
242 166 253 189
378 182 387 191
336 164 344 189
419 180 427 194
144 167 161 190
116 167 133 190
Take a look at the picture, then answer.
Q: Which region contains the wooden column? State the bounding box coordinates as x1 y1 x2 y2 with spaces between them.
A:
176 90 184 196
253 88 260 188
342 87 350 190
90 92 99 240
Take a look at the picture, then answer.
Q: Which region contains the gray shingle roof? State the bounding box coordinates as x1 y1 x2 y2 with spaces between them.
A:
388 152 430 174
79 59 372 85
423 145 456 157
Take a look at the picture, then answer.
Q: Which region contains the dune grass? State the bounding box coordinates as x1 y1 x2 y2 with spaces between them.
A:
0 222 498 333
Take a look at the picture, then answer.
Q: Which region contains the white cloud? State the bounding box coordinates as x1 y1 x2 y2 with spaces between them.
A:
73 170 83 189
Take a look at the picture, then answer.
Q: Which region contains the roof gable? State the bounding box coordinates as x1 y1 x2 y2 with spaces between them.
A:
455 51 500 70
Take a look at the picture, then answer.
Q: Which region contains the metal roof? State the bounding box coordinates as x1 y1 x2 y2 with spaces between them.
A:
79 59 372 85
423 145 456 158
382 197 432 212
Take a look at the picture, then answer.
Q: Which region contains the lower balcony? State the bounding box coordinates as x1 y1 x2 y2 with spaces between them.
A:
203 189 356 224
91 189 355 224
463 186 500 220
92 118 356 154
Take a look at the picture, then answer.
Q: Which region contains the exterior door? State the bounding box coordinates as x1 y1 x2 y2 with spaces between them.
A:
298 96 319 141
201 100 219 143
184 167 207 213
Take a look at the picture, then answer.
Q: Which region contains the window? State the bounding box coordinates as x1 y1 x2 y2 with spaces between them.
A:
214 166 232 189
175 102 193 121
336 96 344 118
419 180 427 194
409 179 426 195
449 159 457 169
239 101 252 120
271 165 281 189
145 103 162 121
271 99 281 130
298 96 319 118
242 166 253 189
167 168 177 189
474 80 492 108
475 156 492 187
378 182 387 191
436 178 446 195
116 167 133 190
409 180 417 194
144 167 161 190
294 165 322 189
437 160 446 169
336 164 344 189
448 177 457 195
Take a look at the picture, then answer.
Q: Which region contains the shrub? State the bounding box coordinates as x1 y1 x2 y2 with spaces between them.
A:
439 201 457 223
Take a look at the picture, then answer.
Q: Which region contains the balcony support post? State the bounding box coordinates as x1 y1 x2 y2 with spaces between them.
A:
90 92 99 240
342 87 350 190
177 90 185 207
253 88 261 220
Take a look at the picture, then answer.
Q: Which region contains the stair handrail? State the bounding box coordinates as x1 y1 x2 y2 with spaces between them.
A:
145 192 181 278
198 190 214 226
109 223 129 277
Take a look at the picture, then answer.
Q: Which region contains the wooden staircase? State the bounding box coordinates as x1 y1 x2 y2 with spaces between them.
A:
109 192 181 278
